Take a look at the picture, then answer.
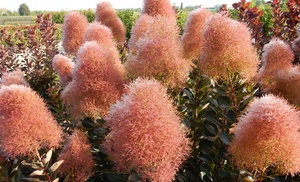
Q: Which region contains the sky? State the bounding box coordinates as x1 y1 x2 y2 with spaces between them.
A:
0 0 238 11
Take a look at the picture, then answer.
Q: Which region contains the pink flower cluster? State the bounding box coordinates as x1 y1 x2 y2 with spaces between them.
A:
0 69 28 88
181 8 212 60
58 130 95 181
126 15 191 87
52 55 74 87
142 0 176 18
95 1 126 45
257 38 300 105
84 22 116 48
61 41 126 119
56 6 127 119
62 12 89 55
104 78 190 182
0 85 63 158
259 38 294 76
127 14 153 55
229 94 300 175
200 14 259 80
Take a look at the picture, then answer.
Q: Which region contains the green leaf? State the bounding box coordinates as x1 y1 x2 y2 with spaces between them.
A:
128 173 139 181
227 110 236 123
183 88 195 102
185 103 197 110
107 173 128 181
200 139 213 154
49 160 64 173
210 98 218 107
96 118 106 125
20 178 47 182
273 176 291 182
218 169 231 178
198 156 210 163
217 96 231 108
9 166 19 178
239 94 255 110
219 132 231 145
42 148 52 165
204 123 218 137
81 117 95 129
30 169 44 176
206 115 220 125
213 87 226 96
63 173 70 182
197 103 210 117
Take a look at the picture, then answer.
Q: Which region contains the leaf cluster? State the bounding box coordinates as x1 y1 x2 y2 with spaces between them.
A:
176 69 257 182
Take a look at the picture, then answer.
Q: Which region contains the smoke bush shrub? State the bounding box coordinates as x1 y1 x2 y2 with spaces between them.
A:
0 14 61 112
126 15 191 87
200 13 259 81
52 54 74 88
58 130 95 181
104 78 190 182
0 69 28 88
62 11 89 55
181 8 212 60
61 41 126 119
257 38 300 106
229 94 300 177
0 85 63 158
95 1 126 45
3 1 300 181
127 14 153 56
84 22 116 48
142 0 176 18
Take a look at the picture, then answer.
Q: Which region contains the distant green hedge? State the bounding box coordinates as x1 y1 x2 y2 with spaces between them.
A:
117 10 139 39
0 16 35 25
48 9 95 24
48 9 139 40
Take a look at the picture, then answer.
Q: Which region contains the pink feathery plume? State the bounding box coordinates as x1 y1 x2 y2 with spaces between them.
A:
61 41 127 119
229 94 300 175
200 13 259 80
95 1 126 45
57 130 95 181
0 69 28 88
104 78 191 182
181 8 212 60
62 12 89 55
52 54 74 88
0 85 63 158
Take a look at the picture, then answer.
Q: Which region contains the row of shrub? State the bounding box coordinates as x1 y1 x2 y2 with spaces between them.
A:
0 16 35 25
0 9 188 40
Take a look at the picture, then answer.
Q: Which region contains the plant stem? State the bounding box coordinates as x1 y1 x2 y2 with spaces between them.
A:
258 168 266 182
228 75 238 123
35 148 52 182
194 78 199 178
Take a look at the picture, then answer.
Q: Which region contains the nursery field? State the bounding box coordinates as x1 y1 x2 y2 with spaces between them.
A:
0 16 35 25
1 0 300 182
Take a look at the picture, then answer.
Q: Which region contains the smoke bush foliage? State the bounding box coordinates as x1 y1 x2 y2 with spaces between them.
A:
2 0 300 182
